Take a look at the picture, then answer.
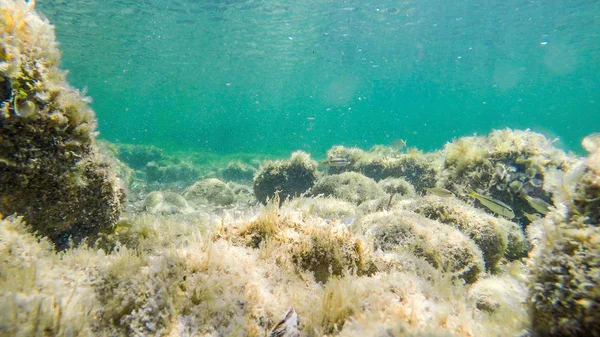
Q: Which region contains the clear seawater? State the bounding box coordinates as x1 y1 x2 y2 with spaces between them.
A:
36 0 600 157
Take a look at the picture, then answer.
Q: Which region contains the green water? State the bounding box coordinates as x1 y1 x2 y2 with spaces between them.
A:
36 0 599 156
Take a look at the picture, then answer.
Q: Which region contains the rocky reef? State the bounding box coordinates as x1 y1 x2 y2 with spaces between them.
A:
0 2 597 336
325 145 441 192
527 136 600 337
439 129 574 227
0 0 123 249
2 127 598 337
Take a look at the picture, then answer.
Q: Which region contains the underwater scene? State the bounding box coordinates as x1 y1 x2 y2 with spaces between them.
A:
1 0 599 336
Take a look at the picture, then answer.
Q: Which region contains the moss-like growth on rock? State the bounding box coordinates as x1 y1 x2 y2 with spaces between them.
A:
183 178 235 206
406 195 512 271
291 197 357 225
325 146 441 192
0 196 531 337
498 218 530 261
310 172 386 205
145 160 202 184
216 199 376 284
439 129 573 225
0 215 100 336
143 191 195 215
360 211 485 284
378 177 417 197
0 1 123 249
219 161 257 183
468 275 528 317
291 224 376 283
116 143 165 170
253 151 318 204
95 251 185 337
527 145 600 337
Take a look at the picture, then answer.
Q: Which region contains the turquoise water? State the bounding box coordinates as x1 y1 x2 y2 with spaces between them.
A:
37 0 599 156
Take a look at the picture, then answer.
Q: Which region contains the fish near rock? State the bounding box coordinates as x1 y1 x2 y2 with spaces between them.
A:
320 157 351 168
424 187 455 197
468 191 515 219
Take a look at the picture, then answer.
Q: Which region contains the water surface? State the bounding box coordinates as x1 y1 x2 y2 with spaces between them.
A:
37 0 600 155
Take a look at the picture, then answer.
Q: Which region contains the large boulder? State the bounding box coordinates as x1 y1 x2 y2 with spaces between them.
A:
0 1 123 249
183 178 235 206
527 137 600 337
253 151 318 204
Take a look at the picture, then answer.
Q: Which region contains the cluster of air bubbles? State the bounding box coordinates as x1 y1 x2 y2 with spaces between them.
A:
491 162 544 195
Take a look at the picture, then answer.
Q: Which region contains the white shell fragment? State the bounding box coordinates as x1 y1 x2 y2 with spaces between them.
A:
269 307 300 337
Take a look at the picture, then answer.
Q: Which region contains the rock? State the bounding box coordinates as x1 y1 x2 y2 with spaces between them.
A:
253 151 318 204
184 178 235 206
0 2 123 249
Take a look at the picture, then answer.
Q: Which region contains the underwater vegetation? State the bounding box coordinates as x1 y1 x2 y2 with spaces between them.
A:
0 1 598 337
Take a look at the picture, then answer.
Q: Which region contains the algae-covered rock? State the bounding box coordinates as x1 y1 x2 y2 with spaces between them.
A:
228 182 256 205
527 144 600 337
184 178 235 206
216 199 376 284
253 151 318 204
439 129 573 225
143 191 194 215
95 251 184 337
325 146 441 192
291 197 357 225
406 195 511 271
361 211 485 284
378 177 417 197
498 218 530 261
311 172 386 205
0 1 123 249
291 224 376 283
371 251 441 281
145 160 201 184
0 215 100 336
468 276 527 315
116 143 165 170
219 161 256 183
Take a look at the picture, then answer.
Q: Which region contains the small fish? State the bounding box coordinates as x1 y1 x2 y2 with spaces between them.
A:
269 307 300 337
386 192 396 211
523 211 542 223
424 187 455 197
520 191 552 215
392 138 407 150
468 190 515 219
320 157 351 167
